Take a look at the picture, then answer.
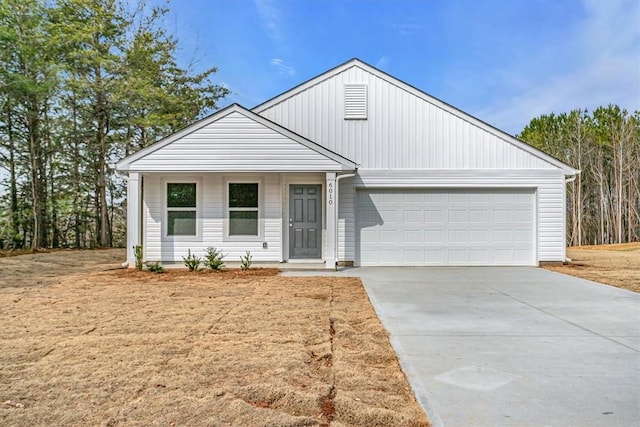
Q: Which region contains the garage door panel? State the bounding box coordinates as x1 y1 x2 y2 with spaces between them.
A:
469 249 488 263
514 209 533 222
448 229 468 243
469 230 488 242
425 210 443 223
448 209 468 222
425 230 443 243
469 209 488 223
357 189 535 266
378 230 399 243
403 230 424 243
403 210 423 223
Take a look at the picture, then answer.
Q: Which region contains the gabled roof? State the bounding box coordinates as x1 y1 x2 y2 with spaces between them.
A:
116 103 357 172
254 58 579 176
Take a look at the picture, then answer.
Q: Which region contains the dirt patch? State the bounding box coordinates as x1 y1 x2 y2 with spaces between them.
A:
0 250 428 426
543 243 640 292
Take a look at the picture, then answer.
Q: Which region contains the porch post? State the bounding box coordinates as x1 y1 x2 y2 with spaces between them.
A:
325 172 337 269
126 172 141 267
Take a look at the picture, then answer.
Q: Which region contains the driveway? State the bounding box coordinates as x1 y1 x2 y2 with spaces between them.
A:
358 267 640 427
285 267 640 426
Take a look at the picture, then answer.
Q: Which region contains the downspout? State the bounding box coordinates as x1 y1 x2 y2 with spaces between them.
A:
110 164 132 268
334 169 357 268
563 172 580 263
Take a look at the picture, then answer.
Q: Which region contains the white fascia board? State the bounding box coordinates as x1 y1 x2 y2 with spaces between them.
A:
253 58 579 176
116 103 357 172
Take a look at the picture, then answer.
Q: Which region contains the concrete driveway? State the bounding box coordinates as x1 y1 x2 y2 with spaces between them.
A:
286 267 640 426
356 267 640 427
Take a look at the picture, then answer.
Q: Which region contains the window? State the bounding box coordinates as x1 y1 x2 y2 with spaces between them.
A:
228 183 259 236
167 183 196 236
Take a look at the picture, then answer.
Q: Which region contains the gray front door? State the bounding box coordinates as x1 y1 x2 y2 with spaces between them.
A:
289 185 322 259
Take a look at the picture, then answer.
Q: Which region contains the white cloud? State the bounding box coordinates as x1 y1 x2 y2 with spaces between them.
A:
270 58 296 76
477 0 640 135
254 0 282 42
390 23 422 36
375 56 391 69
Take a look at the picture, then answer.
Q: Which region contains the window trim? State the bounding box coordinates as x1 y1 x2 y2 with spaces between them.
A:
162 177 202 241
224 177 263 241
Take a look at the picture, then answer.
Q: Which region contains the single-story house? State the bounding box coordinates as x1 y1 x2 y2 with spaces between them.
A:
116 58 579 268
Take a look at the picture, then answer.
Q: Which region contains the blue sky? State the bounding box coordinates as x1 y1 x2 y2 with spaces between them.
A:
158 0 639 135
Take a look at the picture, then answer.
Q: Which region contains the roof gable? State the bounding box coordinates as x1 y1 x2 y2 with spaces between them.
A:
116 104 357 172
254 59 578 175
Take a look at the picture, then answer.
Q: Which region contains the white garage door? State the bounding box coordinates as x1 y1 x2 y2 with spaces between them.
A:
356 189 535 266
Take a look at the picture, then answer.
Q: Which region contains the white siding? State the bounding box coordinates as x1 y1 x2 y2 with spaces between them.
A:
131 111 345 172
337 170 566 264
258 65 557 170
143 173 285 262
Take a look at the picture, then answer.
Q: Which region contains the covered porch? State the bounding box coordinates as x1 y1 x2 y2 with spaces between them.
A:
116 104 356 269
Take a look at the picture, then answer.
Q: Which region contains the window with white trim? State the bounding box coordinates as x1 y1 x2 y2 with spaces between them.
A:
228 183 259 236
166 182 197 236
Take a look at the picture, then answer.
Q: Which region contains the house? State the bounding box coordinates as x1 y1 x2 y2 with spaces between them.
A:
116 58 579 268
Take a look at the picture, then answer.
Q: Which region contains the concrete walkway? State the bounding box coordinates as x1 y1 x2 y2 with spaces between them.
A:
283 267 640 427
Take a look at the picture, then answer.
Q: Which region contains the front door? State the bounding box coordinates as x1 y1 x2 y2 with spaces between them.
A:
289 184 322 259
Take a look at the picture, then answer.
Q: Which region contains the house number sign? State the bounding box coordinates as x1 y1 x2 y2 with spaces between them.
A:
328 182 334 205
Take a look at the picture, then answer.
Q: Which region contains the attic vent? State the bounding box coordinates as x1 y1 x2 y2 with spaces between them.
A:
344 84 367 120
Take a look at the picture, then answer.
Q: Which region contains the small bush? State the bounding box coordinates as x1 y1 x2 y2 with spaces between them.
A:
204 247 225 271
146 262 164 274
183 249 201 271
133 245 143 271
240 250 252 271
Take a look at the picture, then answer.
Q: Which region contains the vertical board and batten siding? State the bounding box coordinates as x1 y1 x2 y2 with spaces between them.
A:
257 65 557 170
130 111 344 172
338 172 566 263
143 173 283 262
257 63 570 263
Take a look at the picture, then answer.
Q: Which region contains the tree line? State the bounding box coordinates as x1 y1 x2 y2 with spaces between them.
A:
0 0 228 249
0 1 637 250
519 106 639 246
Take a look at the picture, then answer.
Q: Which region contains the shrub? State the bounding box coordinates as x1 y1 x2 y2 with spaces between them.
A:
183 249 201 271
203 247 225 271
146 261 164 274
240 250 252 271
133 245 143 271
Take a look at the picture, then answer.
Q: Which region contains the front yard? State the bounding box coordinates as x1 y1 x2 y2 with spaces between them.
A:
543 243 640 292
0 249 428 426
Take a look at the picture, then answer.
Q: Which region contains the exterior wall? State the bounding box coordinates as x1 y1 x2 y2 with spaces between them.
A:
142 172 327 263
337 170 567 264
131 111 345 172
257 65 557 170
143 173 283 262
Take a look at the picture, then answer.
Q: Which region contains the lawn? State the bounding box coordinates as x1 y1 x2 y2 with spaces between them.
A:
543 242 640 292
0 249 428 426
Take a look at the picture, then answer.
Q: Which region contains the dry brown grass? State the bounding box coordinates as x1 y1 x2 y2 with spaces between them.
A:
543 243 640 293
0 249 428 426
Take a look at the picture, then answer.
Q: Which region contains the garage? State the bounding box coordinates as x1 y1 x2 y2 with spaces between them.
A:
356 188 536 266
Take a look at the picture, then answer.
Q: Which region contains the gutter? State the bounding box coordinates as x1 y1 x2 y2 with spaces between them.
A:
334 169 358 268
